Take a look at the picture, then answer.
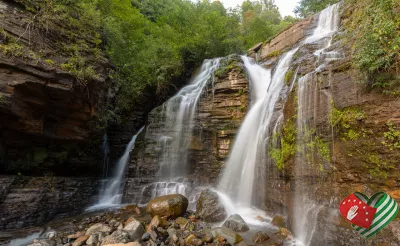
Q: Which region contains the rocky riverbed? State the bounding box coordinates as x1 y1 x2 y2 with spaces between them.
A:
4 191 293 246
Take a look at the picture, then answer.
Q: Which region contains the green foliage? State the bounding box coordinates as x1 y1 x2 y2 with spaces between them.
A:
365 153 394 179
0 29 24 56
381 121 400 150
270 119 297 170
330 103 365 140
265 49 281 58
284 70 294 85
344 0 400 87
0 42 24 56
61 56 99 83
294 0 340 18
16 0 295 117
240 0 288 48
215 57 242 78
44 59 55 66
299 125 331 171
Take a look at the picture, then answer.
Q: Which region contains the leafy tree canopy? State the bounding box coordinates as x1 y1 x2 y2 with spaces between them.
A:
294 0 340 18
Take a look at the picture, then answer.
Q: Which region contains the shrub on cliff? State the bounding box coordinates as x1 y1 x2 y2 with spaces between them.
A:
343 0 400 88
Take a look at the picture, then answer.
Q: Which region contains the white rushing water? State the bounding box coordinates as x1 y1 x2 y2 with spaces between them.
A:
87 126 145 210
152 59 220 179
135 59 220 204
218 49 297 207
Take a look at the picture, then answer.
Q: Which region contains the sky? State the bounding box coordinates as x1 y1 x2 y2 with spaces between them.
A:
218 0 299 17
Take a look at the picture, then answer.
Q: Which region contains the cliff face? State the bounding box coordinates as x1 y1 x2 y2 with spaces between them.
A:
0 175 100 230
122 56 249 203
0 0 113 176
251 5 400 245
0 0 113 230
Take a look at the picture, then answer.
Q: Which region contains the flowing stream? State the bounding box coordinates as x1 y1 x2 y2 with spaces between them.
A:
87 126 145 210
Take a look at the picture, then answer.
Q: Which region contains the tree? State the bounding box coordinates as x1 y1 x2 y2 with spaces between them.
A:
294 0 340 18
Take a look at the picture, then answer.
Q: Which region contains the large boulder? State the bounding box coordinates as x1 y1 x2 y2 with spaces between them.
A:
222 214 249 232
196 189 227 222
146 194 188 219
210 227 243 245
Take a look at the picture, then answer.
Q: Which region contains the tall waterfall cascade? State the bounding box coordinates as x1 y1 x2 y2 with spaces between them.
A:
87 126 145 210
216 3 342 244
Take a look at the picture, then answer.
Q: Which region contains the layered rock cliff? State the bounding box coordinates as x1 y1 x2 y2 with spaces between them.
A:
0 0 112 176
0 0 112 229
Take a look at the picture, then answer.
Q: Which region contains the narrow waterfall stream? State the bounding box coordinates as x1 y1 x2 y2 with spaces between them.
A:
154 59 220 179
136 59 221 204
87 126 145 210
293 4 341 245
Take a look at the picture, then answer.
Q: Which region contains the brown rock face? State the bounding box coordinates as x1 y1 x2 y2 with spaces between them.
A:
146 194 188 219
0 175 100 230
0 1 112 176
260 17 313 60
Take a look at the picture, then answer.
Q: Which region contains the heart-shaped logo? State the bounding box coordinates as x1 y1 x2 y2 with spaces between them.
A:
340 192 399 238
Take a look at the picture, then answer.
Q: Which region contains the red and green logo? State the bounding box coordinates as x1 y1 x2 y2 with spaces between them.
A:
340 192 399 238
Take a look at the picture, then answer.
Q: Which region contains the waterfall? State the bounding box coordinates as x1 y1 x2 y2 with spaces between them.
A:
215 2 341 241
153 59 220 179
218 52 297 206
87 126 145 210
293 3 341 245
136 59 220 204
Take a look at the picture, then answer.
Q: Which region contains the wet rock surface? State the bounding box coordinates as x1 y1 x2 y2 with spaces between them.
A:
146 194 188 219
222 214 250 232
252 231 270 244
196 189 227 222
